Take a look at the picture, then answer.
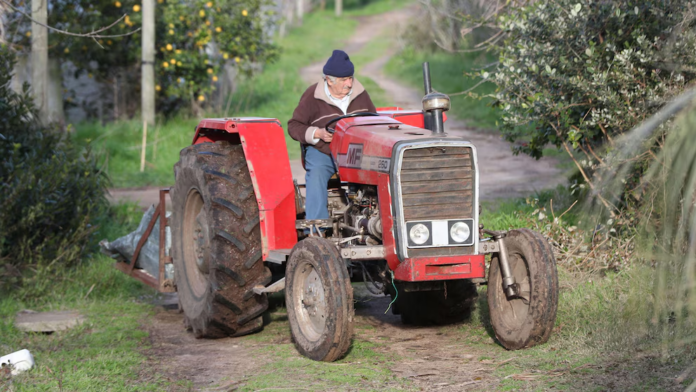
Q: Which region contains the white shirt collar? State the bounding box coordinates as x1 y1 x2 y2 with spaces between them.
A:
324 81 352 115
324 81 351 102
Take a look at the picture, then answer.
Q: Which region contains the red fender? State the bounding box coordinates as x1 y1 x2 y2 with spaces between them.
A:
192 118 297 259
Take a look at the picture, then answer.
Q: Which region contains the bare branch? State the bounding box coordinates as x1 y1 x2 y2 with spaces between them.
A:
0 0 141 39
447 78 489 97
474 29 504 48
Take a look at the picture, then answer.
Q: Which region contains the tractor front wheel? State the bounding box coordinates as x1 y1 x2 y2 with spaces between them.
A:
488 229 558 350
285 238 354 362
171 141 270 338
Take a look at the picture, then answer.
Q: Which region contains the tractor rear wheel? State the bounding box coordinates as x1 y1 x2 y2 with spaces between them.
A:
394 280 478 325
285 237 354 362
488 229 558 350
171 141 270 338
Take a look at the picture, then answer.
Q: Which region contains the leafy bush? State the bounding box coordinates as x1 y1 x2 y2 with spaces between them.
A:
491 0 696 159
0 47 108 297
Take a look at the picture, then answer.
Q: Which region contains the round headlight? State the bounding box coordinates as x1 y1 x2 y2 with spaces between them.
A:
450 222 470 243
409 223 430 245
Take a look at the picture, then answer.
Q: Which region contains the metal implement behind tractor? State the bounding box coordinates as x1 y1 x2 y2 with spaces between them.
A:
114 63 559 361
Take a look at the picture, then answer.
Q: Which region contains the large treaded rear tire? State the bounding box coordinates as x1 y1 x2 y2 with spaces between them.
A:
394 280 478 325
488 229 558 350
172 141 270 338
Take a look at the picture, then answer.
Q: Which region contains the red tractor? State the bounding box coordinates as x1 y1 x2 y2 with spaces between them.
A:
120 63 558 362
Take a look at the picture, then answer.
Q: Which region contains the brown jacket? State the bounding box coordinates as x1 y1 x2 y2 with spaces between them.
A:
288 78 377 156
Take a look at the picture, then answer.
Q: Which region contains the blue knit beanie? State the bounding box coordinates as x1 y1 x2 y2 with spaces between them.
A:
322 50 354 78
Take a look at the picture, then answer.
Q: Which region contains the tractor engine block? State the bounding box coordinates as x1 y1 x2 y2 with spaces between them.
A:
340 184 382 245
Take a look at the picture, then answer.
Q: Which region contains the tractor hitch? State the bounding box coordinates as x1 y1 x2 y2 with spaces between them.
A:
107 188 175 293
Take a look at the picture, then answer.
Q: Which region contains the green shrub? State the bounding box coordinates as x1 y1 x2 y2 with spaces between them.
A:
0 47 108 297
491 0 696 159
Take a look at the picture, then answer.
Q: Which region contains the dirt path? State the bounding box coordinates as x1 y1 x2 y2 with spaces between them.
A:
148 288 502 391
136 7 568 392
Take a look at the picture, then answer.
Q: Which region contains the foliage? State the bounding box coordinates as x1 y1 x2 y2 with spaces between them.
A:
0 47 108 296
7 0 279 116
490 0 696 159
157 0 279 111
589 96 696 350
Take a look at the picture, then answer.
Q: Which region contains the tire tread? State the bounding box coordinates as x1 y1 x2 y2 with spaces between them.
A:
171 141 270 339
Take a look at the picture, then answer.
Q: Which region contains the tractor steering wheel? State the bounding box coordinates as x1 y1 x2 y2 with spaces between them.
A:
325 112 381 134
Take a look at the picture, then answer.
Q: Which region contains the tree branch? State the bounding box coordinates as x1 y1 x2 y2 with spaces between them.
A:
447 78 489 97
1 0 141 39
551 122 618 212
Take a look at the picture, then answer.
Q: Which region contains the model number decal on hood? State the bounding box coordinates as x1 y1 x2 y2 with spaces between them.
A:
338 144 390 173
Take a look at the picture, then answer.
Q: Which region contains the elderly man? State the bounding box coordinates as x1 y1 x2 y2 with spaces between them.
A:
288 50 377 222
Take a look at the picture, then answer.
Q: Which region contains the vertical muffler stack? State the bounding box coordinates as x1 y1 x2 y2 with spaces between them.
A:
421 62 451 135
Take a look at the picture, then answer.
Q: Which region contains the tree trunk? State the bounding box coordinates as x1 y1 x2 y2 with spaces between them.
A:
0 1 7 43
141 0 156 125
32 0 48 124
335 0 342 16
296 0 303 24
113 75 119 120
47 59 64 124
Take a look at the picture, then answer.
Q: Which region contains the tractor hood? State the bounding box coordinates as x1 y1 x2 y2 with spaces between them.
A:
330 115 463 184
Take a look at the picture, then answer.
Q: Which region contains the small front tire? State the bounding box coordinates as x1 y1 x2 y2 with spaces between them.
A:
488 229 558 350
285 238 354 362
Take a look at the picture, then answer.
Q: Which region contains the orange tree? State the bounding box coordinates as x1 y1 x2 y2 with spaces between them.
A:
158 0 278 113
8 0 278 116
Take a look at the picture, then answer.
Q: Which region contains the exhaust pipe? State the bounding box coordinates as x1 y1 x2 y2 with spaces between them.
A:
421 62 450 135
423 62 432 95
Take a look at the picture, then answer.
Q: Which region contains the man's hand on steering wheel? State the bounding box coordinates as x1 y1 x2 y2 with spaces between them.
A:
315 128 333 143
325 112 381 134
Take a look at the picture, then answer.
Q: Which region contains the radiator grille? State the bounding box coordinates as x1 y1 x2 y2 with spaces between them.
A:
400 146 474 222
399 145 475 257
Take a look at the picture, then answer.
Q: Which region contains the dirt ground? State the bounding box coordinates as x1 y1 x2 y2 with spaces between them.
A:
145 287 690 391
145 287 505 391
126 7 579 392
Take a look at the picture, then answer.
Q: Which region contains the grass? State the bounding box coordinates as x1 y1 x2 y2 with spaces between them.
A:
470 189 696 390
451 265 696 391
0 203 185 391
385 46 500 130
240 341 405 391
